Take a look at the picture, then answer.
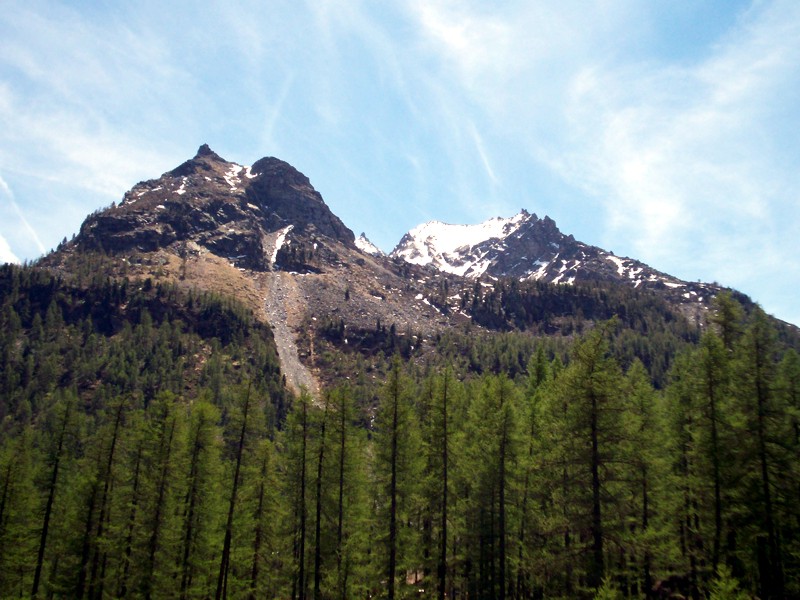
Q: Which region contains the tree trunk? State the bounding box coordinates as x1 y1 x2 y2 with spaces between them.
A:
216 384 251 600
589 389 604 589
32 399 72 599
498 408 507 600
336 393 346 600
388 370 399 600
753 339 783 599
180 412 207 599
144 411 177 600
706 367 723 571
76 483 99 598
642 466 652 598
438 374 448 600
313 403 328 600
89 401 124 599
295 398 309 600
118 442 143 598
249 445 269 600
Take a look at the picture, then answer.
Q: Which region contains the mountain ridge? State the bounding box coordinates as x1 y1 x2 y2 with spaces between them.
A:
39 146 797 391
390 209 720 323
75 144 355 272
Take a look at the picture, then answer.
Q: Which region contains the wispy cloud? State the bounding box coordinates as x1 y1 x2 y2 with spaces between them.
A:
0 174 45 256
1 0 799 323
405 0 800 322
468 120 498 185
0 234 19 265
555 2 800 278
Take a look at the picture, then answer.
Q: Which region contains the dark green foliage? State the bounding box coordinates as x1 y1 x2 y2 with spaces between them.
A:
0 264 287 428
2 264 800 599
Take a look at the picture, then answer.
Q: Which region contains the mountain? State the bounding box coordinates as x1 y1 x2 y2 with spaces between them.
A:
73 144 354 272
355 232 385 257
41 146 798 393
8 147 800 600
44 146 475 393
391 209 718 320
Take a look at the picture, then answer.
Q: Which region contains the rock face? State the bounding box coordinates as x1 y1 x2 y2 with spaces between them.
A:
76 145 355 271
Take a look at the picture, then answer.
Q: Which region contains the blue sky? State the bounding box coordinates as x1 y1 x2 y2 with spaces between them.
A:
2 0 799 325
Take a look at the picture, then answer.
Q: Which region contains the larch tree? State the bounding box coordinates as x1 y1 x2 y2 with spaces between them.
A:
545 323 628 592
373 357 422 600
731 307 786 599
177 400 221 600
31 391 75 599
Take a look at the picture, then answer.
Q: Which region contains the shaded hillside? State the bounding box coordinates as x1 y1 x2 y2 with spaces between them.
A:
0 264 289 430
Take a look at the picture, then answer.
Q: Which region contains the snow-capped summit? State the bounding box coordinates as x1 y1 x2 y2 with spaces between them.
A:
391 209 718 310
391 210 532 277
355 232 385 257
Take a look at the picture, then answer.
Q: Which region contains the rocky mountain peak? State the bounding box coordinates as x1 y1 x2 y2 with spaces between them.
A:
250 156 308 183
168 144 229 177
245 157 354 245
68 147 355 271
355 232 385 257
391 209 720 316
196 143 219 158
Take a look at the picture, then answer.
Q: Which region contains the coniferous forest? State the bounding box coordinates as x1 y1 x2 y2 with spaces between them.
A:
1 264 799 599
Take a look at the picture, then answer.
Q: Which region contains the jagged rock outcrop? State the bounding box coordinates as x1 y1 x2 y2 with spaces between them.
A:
75 145 355 271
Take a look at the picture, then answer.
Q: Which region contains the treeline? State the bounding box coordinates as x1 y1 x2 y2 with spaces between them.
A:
316 275 715 390
0 264 288 432
1 277 799 598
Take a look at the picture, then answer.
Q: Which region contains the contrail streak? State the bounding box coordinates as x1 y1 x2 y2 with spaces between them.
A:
0 174 47 255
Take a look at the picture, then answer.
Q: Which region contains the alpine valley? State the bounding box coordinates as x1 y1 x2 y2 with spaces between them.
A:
2 146 799 599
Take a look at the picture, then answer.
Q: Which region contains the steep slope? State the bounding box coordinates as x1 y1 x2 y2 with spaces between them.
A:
75 144 355 270
43 146 473 393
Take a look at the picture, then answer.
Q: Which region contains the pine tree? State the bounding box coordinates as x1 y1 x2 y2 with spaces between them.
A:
373 357 422 600
247 439 280 599
665 351 705 600
284 391 313 600
116 410 147 598
542 323 629 593
731 307 785 599
178 401 221 599
623 359 680 597
419 369 462 600
312 398 328 600
31 391 74 599
87 399 126 600
692 332 733 574
216 384 253 600
328 385 370 600
460 373 521 600
141 393 181 600
0 426 36 596
775 348 800 594
710 292 744 352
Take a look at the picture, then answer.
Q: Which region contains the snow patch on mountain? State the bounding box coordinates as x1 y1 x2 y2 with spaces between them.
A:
224 165 243 191
391 211 530 277
355 233 385 257
271 225 294 265
606 254 626 276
